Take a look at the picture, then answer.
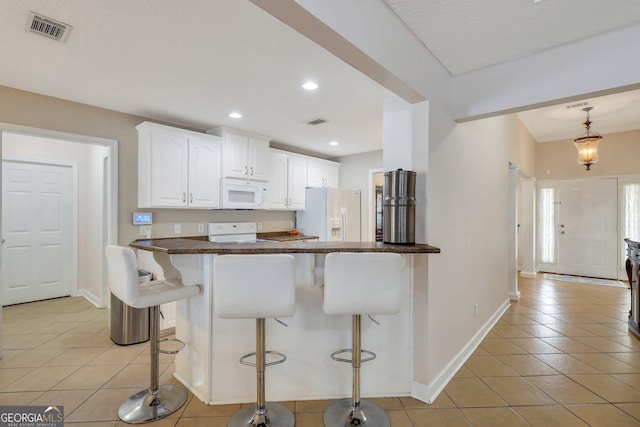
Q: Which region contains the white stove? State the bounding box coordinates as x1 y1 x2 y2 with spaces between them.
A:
208 222 272 243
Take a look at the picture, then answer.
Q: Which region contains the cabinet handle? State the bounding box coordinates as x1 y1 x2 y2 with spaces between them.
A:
182 192 186 203
288 198 292 207
250 166 254 176
284 197 288 206
190 193 193 203
244 166 248 176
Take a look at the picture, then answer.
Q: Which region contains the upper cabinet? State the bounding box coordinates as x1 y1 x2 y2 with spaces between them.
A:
307 158 340 188
208 127 270 181
137 122 221 209
269 150 307 210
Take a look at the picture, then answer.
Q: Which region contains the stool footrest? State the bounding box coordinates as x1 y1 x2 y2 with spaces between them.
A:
158 338 186 355
330 348 376 364
240 350 287 367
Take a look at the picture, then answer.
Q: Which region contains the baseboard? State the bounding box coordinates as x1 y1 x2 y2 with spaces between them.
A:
77 289 104 308
411 298 511 404
519 271 537 278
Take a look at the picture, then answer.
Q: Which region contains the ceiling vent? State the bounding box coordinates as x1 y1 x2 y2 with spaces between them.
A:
305 118 328 126
26 11 72 42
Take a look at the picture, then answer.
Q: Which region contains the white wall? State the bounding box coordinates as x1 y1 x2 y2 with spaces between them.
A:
3 132 107 305
336 149 383 242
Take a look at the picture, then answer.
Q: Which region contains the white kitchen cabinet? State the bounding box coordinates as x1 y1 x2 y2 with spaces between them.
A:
209 127 270 181
137 121 221 209
269 150 307 210
307 158 340 187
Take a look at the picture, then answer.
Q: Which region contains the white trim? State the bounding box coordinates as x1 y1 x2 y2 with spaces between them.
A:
410 298 511 404
78 289 102 308
368 168 383 242
520 271 537 278
2 156 79 301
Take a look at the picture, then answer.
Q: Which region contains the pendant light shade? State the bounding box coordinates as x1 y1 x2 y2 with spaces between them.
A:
573 107 602 171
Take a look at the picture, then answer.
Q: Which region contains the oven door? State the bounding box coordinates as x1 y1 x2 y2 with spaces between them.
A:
221 178 266 209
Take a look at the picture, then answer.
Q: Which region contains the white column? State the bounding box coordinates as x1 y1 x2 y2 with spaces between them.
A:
508 164 520 301
383 94 431 401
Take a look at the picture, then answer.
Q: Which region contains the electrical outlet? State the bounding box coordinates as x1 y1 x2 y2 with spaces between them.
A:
174 224 181 234
474 303 479 317
140 226 151 238
198 223 204 233
257 222 263 231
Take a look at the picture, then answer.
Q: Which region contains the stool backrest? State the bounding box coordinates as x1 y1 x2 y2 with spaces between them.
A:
105 245 141 307
323 252 404 315
213 254 296 319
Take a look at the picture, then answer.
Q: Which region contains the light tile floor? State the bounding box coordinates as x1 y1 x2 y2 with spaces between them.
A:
2 275 640 426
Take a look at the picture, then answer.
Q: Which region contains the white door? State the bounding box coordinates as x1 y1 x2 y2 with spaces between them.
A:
558 178 618 279
2 160 74 305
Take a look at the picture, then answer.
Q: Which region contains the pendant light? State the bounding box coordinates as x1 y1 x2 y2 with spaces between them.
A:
573 107 602 170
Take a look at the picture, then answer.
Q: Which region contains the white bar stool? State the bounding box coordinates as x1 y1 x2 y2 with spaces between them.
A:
322 252 404 427
213 254 297 427
105 245 201 424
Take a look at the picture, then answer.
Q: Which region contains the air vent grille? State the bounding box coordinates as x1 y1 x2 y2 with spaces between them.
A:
305 118 328 126
27 12 71 42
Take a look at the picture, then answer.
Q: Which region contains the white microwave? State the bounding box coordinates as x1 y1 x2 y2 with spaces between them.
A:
220 178 268 209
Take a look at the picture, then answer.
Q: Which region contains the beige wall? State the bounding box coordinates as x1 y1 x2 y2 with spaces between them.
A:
536 129 640 179
427 112 536 378
0 85 295 247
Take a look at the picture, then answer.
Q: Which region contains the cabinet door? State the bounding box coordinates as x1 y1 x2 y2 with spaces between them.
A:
248 138 270 181
324 163 340 187
269 152 288 209
150 130 189 207
307 160 325 187
223 132 249 179
288 155 307 209
188 136 221 208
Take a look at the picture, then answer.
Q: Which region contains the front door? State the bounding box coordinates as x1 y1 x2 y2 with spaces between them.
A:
2 160 74 305
557 178 618 279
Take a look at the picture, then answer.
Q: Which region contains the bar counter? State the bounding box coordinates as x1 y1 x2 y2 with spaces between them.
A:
131 238 439 405
130 237 440 255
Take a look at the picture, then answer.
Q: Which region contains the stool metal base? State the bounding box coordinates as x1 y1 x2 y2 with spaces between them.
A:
228 402 295 427
323 399 389 427
118 384 189 424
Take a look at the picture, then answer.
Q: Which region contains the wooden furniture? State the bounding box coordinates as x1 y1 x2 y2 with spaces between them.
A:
626 238 640 339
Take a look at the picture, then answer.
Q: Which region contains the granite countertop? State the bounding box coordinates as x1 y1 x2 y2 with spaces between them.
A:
256 231 319 242
130 237 440 255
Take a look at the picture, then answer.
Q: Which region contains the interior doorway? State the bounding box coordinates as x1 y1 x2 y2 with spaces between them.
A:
368 168 384 242
0 124 118 308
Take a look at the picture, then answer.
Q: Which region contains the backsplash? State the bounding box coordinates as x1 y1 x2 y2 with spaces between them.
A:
130 209 295 240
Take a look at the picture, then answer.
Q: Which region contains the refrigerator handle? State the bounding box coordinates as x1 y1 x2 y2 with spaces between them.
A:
341 208 347 242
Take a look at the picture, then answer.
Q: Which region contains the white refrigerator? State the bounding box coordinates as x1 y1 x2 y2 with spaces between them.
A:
296 187 361 242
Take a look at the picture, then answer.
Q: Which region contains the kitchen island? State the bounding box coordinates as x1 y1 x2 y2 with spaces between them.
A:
131 238 439 404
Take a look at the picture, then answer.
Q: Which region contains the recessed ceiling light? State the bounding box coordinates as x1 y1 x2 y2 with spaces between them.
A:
228 112 242 118
302 81 318 90
329 141 339 146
